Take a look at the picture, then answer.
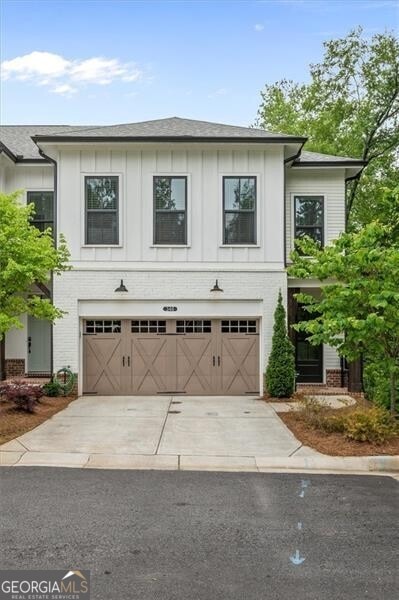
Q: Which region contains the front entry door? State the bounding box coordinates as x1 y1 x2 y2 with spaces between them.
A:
28 316 51 374
295 307 323 383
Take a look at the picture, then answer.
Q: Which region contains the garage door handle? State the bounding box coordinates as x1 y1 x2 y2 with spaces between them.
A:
218 356 221 367
127 356 130 367
213 356 215 367
122 356 125 367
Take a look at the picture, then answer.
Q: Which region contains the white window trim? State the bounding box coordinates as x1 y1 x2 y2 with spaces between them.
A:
150 172 191 248
81 172 123 248
290 193 327 255
219 173 261 248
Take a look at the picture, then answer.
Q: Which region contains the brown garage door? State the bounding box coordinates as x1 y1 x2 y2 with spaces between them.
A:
83 319 259 396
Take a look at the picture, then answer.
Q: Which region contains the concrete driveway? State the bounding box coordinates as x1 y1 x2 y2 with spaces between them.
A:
0 395 313 469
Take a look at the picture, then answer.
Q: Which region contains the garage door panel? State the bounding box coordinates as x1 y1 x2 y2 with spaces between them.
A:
176 335 214 394
129 336 172 394
83 335 123 394
220 334 259 395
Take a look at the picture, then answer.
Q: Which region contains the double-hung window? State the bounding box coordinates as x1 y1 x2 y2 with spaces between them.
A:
294 195 324 246
153 176 187 245
27 191 54 233
85 176 119 245
223 177 256 245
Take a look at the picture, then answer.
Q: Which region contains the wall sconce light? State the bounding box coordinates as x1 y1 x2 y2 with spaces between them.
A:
210 279 223 292
115 279 128 293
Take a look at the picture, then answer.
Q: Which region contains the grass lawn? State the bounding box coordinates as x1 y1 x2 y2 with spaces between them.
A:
0 395 77 445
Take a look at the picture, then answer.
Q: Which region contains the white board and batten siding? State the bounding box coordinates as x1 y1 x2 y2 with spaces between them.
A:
54 144 285 265
1 164 54 197
286 168 346 260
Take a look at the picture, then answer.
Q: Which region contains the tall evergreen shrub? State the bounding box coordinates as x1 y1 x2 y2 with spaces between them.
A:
265 291 296 398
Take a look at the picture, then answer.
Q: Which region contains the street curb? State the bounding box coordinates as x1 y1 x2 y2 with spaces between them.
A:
254 455 399 473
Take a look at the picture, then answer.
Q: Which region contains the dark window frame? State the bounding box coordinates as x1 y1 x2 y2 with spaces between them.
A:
222 176 257 245
85 175 119 246
27 190 54 233
153 175 188 246
294 195 324 248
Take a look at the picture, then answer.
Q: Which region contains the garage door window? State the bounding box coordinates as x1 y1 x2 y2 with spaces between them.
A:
131 320 166 333
221 320 257 333
85 320 121 334
176 320 212 333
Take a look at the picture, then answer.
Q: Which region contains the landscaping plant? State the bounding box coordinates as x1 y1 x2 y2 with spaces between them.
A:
265 291 296 398
289 187 399 415
42 380 62 397
0 381 43 413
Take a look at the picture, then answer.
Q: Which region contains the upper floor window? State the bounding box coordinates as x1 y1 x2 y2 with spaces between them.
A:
153 176 187 245
294 195 324 246
27 191 54 233
85 176 119 245
223 177 256 245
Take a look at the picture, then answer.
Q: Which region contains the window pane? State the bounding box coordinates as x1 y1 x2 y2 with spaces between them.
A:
224 212 255 244
239 178 255 210
295 196 323 227
87 212 118 244
86 177 118 210
224 178 241 210
155 177 186 211
224 178 255 210
155 212 186 244
296 227 323 245
28 191 54 221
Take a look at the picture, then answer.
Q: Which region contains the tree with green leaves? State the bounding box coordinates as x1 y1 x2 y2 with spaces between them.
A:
288 187 399 415
256 28 399 226
265 291 296 398
0 191 69 339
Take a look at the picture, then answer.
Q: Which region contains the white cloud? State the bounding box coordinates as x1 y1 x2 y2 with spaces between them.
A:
208 87 228 99
1 51 142 95
52 84 77 96
254 24 264 32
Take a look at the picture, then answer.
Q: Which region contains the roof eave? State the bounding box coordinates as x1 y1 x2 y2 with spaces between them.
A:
292 160 366 168
32 135 307 144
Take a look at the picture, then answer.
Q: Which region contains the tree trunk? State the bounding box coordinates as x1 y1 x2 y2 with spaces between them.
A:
0 337 5 381
389 370 397 416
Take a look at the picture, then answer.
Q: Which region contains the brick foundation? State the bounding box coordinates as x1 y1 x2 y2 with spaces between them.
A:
5 359 25 378
326 368 347 388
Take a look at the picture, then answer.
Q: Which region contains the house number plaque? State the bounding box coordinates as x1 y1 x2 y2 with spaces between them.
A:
163 306 178 312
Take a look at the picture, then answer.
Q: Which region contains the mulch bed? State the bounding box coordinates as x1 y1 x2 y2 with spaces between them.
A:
279 411 399 457
0 395 77 445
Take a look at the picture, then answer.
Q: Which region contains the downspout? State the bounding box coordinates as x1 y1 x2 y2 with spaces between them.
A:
283 141 306 267
37 147 57 378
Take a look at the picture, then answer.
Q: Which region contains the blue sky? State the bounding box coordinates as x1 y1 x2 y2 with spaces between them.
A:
1 0 398 126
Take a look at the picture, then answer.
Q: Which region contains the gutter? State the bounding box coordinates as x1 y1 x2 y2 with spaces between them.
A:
32 134 308 144
37 147 58 379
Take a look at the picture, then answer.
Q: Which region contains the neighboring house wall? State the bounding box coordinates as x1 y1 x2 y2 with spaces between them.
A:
0 163 54 376
285 168 346 260
53 144 285 265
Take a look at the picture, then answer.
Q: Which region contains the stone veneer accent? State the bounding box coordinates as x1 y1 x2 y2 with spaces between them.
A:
5 359 25 378
326 368 347 388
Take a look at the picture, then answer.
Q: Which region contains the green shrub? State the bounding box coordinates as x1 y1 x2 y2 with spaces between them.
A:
42 380 62 397
344 407 398 443
294 397 398 443
265 291 296 398
363 359 399 411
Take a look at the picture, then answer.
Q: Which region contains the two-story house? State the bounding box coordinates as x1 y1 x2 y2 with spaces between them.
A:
0 118 364 396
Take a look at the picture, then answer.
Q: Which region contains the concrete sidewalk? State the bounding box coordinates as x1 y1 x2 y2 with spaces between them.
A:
1 395 398 475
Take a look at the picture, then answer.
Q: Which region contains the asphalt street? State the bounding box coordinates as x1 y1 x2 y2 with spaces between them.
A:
0 468 398 600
